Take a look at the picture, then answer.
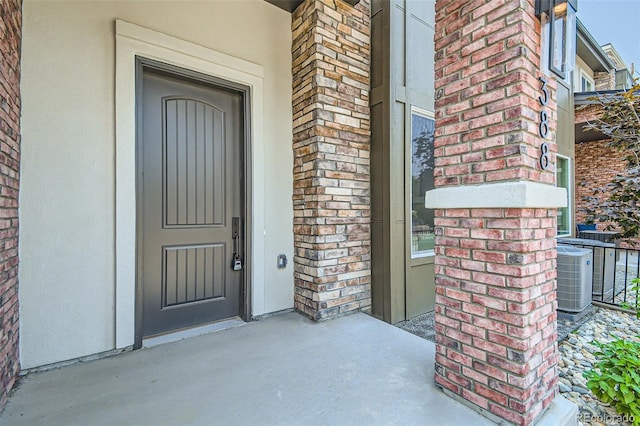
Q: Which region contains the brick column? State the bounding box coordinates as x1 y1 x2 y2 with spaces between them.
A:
429 1 566 424
594 70 615 91
0 0 21 410
291 0 371 320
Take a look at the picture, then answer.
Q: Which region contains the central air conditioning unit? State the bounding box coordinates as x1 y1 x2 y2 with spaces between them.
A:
557 237 616 302
556 245 593 313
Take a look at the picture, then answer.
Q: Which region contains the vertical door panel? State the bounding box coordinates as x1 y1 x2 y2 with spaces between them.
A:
140 69 243 338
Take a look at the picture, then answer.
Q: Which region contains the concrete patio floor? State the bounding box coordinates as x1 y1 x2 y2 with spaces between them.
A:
2 311 498 426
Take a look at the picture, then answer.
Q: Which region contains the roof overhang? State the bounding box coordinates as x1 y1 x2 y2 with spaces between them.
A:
265 0 360 13
574 90 621 106
576 19 615 73
574 90 622 143
575 123 607 143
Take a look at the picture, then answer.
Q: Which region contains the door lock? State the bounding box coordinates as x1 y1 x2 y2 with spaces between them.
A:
231 217 243 271
232 254 243 271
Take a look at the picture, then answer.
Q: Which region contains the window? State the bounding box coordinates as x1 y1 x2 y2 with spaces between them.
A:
411 108 435 256
556 156 571 236
580 72 594 92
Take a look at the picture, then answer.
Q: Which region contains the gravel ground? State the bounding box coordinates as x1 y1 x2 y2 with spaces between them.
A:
558 308 598 341
397 306 640 426
559 307 640 426
396 311 435 342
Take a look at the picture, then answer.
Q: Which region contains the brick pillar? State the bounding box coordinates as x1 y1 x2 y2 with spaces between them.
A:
429 1 566 424
291 0 371 320
0 0 21 411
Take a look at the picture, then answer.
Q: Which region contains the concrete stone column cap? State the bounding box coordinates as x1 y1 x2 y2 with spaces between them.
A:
425 181 568 209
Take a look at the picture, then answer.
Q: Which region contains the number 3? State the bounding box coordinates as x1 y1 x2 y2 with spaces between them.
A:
538 76 549 106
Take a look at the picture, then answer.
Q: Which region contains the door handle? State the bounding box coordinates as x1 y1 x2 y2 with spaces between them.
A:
231 217 242 271
232 217 240 239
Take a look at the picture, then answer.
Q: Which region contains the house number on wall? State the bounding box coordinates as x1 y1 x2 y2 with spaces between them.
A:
537 76 550 170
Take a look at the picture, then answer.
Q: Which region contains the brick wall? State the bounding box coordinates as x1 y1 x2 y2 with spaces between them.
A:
433 207 558 424
574 139 626 229
291 0 371 320
433 1 559 424
433 0 556 188
575 103 602 124
574 103 629 236
0 0 21 411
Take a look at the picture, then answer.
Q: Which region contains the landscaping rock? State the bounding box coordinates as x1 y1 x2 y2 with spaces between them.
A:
573 386 590 395
559 382 572 393
558 307 640 426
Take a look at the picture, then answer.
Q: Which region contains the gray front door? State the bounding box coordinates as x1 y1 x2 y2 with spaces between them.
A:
139 67 244 338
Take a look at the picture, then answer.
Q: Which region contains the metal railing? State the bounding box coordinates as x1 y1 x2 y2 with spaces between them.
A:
559 240 640 310
596 247 639 309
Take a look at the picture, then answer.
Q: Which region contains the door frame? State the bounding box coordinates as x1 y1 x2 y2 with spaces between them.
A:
115 20 267 351
134 57 253 348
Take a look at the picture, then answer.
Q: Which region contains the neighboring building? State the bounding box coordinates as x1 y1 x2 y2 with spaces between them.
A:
573 21 635 233
574 97 628 232
571 19 616 233
602 43 635 90
574 19 616 93
1 1 580 424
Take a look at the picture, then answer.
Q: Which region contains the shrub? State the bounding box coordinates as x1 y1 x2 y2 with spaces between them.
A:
621 278 640 320
584 338 640 425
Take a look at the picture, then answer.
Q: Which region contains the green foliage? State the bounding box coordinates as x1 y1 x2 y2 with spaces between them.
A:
584 338 640 425
580 81 640 244
620 278 640 319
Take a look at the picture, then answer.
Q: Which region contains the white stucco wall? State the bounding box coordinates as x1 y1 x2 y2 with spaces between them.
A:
20 0 294 368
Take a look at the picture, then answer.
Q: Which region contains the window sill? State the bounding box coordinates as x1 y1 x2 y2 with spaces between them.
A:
411 251 435 266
